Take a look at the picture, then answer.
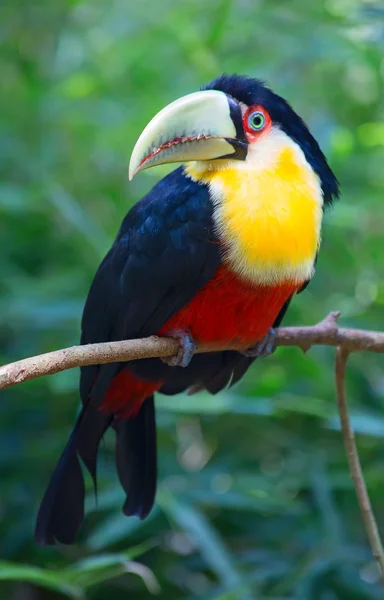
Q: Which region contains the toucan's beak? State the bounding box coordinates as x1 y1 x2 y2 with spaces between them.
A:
129 90 248 180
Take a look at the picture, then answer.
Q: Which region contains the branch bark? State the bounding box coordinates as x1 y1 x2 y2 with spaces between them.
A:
335 347 384 578
1 311 384 392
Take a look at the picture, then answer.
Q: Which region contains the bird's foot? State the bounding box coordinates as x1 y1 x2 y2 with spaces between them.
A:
242 328 277 358
161 329 196 368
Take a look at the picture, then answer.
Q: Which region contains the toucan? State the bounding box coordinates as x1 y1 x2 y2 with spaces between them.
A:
35 74 339 545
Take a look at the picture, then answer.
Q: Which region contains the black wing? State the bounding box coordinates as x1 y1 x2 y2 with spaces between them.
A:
80 167 221 403
35 167 221 545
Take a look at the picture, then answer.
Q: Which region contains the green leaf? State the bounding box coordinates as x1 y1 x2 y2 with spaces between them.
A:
327 412 384 437
156 392 274 415
0 562 83 599
86 509 158 551
158 492 253 600
63 544 155 589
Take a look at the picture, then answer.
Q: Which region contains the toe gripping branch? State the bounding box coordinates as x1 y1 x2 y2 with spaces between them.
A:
242 328 277 358
161 330 196 368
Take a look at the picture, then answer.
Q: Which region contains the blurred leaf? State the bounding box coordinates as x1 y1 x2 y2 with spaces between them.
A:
87 509 159 551
0 562 83 598
158 492 254 600
328 412 384 437
63 545 156 589
156 392 275 415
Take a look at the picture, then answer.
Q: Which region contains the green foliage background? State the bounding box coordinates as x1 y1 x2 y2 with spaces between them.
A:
1 0 384 598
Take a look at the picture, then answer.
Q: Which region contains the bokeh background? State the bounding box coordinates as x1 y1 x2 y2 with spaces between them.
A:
1 1 384 598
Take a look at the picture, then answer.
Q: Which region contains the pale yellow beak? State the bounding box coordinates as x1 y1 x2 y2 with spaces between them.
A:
128 90 247 180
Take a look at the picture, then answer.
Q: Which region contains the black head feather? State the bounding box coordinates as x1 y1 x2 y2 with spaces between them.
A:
203 74 339 206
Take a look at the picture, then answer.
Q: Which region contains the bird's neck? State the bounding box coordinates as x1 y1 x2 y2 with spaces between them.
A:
184 129 324 286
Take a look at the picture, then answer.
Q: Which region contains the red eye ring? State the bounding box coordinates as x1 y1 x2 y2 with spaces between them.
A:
243 105 271 136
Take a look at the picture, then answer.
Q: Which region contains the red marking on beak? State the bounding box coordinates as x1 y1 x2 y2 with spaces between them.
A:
138 134 215 169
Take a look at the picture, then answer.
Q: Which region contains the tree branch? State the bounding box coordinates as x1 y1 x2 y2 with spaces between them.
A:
0 311 383 392
335 347 384 578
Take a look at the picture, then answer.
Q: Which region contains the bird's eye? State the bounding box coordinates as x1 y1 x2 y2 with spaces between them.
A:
247 111 266 131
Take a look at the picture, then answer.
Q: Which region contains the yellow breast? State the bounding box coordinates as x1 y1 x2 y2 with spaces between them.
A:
185 130 323 285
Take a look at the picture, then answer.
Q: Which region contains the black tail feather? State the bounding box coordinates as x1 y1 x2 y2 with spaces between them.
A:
35 405 112 546
114 396 157 520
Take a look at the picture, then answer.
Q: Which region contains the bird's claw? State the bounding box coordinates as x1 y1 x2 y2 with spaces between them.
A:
243 327 277 358
161 329 196 368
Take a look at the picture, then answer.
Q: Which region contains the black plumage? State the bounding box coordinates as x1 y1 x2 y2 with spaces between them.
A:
114 396 157 519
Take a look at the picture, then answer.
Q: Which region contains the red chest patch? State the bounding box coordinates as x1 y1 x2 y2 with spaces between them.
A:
158 265 299 348
103 266 299 417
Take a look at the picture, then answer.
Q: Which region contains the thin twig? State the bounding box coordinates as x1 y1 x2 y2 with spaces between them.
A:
335 347 384 579
0 312 383 392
